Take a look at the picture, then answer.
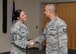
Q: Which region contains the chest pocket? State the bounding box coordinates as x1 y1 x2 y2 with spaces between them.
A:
47 26 57 36
20 28 26 34
17 28 27 38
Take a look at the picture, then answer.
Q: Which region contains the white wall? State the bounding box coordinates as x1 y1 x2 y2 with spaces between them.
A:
0 0 76 53
0 0 12 53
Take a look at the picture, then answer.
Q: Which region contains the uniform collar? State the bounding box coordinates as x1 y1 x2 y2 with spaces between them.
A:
17 20 26 27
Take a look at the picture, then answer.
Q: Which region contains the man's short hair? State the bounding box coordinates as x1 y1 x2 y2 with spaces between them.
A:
46 4 56 13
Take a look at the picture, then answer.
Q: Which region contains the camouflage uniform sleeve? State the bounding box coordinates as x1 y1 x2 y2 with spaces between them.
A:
12 28 29 49
34 33 46 44
57 24 68 54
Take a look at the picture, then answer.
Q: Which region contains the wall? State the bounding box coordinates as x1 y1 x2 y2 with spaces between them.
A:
0 0 76 53
0 0 12 53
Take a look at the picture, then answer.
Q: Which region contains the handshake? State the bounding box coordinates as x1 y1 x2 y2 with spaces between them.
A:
28 40 35 46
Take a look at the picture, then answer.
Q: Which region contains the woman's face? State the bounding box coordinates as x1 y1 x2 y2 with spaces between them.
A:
18 11 27 22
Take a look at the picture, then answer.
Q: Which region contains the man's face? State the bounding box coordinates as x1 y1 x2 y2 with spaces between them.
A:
44 6 50 18
19 11 27 22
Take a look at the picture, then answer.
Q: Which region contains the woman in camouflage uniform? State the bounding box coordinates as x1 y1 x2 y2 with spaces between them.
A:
10 9 30 54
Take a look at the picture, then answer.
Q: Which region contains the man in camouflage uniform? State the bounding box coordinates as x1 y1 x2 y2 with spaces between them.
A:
34 4 68 54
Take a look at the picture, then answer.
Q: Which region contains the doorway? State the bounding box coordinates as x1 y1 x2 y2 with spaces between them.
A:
41 2 76 50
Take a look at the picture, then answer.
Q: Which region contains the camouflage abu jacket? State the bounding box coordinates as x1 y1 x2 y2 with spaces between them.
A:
34 17 68 54
10 21 29 54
